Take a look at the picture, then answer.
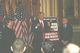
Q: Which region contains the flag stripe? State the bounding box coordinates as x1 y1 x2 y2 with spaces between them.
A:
13 2 28 45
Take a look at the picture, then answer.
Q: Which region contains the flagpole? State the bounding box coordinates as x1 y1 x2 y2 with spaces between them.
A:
17 0 18 4
8 0 11 5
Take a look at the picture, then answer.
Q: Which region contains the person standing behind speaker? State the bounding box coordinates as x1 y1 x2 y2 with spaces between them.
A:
58 18 73 52
1 18 16 53
31 12 50 53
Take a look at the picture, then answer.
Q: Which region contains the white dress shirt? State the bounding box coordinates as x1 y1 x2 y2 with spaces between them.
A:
39 19 44 27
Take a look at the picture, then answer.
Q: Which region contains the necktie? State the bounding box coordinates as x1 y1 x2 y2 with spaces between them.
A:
63 25 66 31
40 21 44 30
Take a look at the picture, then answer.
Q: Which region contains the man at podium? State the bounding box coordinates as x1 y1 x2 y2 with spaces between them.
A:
31 12 50 53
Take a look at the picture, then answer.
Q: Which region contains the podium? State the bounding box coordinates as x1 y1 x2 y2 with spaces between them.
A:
43 32 59 46
43 17 60 53
43 32 60 53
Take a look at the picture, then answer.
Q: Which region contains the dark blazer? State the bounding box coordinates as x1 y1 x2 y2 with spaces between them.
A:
58 24 73 43
1 26 16 53
31 19 50 33
31 19 50 53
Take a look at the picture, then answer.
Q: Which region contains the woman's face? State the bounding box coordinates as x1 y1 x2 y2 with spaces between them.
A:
7 20 13 27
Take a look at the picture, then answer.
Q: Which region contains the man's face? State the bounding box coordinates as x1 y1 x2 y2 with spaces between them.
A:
62 18 68 25
39 14 44 20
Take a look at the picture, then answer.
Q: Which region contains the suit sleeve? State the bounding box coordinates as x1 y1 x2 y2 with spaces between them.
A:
31 20 35 32
58 26 62 41
31 20 42 33
67 26 73 43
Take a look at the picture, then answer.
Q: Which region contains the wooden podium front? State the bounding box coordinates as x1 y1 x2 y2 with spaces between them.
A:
43 32 60 53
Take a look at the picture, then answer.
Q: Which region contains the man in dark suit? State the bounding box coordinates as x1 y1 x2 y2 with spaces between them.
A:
31 12 50 53
58 18 73 49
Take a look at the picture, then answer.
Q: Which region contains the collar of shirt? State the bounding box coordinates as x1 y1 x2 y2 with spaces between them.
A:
39 19 43 23
63 24 67 28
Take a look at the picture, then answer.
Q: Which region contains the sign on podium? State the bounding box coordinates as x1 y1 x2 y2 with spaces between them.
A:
43 32 59 41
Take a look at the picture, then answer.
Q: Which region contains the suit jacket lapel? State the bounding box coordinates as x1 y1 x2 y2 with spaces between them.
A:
65 25 69 31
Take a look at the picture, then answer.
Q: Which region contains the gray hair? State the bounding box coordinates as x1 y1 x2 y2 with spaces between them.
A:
63 43 80 53
12 38 26 52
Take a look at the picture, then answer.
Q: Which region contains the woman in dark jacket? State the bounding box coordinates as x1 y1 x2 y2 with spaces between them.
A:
1 18 16 53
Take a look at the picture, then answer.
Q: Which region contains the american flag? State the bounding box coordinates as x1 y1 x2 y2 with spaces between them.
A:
28 18 33 45
13 2 23 38
13 2 28 45
0 2 5 42
8 0 14 20
0 2 5 21
21 2 28 45
13 19 23 38
0 2 5 29
28 5 35 45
